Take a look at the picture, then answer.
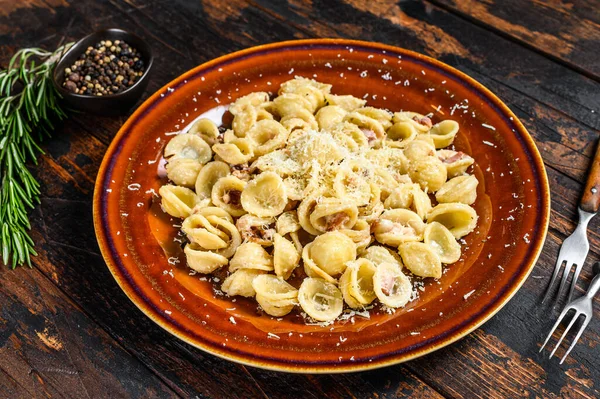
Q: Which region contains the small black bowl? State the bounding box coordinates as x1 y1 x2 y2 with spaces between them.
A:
52 28 153 116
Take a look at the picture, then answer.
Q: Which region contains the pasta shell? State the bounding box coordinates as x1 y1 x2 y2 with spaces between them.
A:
184 244 228 274
272 93 313 116
280 117 315 133
316 105 347 130
182 214 229 249
437 150 475 178
280 77 332 96
302 231 356 282
309 197 358 233
166 158 202 188
236 214 276 246
430 120 459 148
229 242 274 272
276 211 301 236
408 156 447 192
195 161 230 200
188 118 220 145
253 275 298 317
159 185 198 218
273 233 301 279
212 138 254 165
339 219 372 253
211 176 247 217
164 133 212 164
357 182 384 222
424 222 462 264
362 245 403 269
333 165 372 207
384 183 432 220
427 203 478 239
392 111 432 133
372 209 426 247
196 206 233 223
386 121 418 145
232 106 257 137
298 278 343 322
339 258 377 308
403 139 436 161
343 111 385 139
241 172 288 217
324 93 366 112
221 269 265 297
436 175 478 205
355 107 393 130
398 242 442 278
229 92 270 115
246 120 290 157
373 262 412 307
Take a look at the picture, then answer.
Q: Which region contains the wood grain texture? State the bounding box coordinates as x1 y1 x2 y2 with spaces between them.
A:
432 0 600 80
0 261 178 399
1 0 600 398
580 141 600 213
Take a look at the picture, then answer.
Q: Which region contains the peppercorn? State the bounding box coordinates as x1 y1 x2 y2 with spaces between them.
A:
62 39 145 96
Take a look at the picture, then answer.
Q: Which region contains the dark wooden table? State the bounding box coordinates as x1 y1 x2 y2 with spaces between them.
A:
1 1 599 397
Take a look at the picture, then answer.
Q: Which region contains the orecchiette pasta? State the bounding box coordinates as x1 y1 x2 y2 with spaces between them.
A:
339 258 377 309
164 133 212 164
184 244 229 274
373 262 413 308
241 171 288 217
427 203 478 239
430 120 459 149
435 175 479 205
362 245 403 269
253 275 298 317
273 233 300 279
437 150 474 178
221 268 265 297
303 231 356 283
399 242 442 279
212 138 254 165
159 185 198 218
424 222 461 264
166 158 202 188
324 93 366 111
235 214 276 246
211 175 247 217
188 118 220 145
229 242 274 272
298 278 344 322
195 161 230 200
159 77 481 324
372 209 426 247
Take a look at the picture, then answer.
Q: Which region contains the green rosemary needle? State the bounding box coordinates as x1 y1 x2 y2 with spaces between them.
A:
0 43 72 268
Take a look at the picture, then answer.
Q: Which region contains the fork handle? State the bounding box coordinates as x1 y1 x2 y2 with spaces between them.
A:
581 140 600 213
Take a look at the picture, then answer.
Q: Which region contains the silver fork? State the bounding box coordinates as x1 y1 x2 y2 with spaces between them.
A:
542 141 600 305
540 262 600 363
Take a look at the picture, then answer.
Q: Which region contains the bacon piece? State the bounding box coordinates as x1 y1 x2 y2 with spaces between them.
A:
360 128 378 143
222 190 241 205
412 115 432 129
440 151 466 164
325 212 350 231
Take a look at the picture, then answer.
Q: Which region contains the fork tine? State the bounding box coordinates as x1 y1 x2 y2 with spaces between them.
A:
567 263 584 304
549 310 581 359
540 305 573 352
560 316 590 364
542 258 566 304
555 263 575 306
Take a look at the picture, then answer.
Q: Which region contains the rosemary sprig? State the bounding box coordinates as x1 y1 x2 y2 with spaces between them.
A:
0 43 72 268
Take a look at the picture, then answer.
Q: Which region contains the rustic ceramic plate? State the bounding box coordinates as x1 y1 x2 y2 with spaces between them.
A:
93 39 549 373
